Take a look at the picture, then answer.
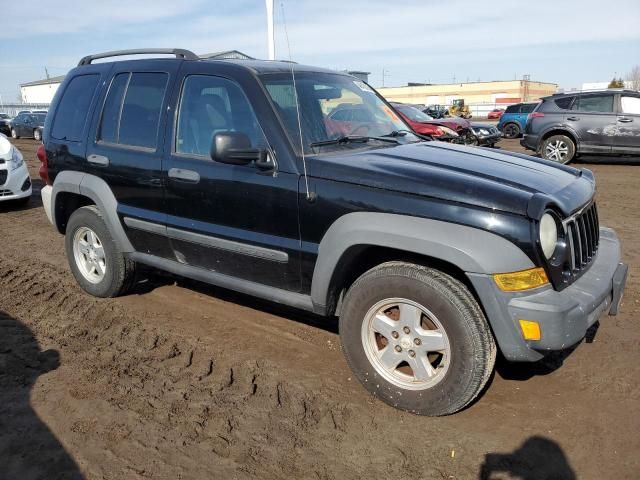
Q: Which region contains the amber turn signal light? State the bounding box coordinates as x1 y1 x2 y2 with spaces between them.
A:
519 320 542 341
493 267 549 292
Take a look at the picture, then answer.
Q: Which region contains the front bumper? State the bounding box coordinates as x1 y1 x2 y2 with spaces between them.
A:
0 163 32 202
468 227 627 362
476 133 502 146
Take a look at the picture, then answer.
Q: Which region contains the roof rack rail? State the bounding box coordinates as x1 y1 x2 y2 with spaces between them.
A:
78 48 199 66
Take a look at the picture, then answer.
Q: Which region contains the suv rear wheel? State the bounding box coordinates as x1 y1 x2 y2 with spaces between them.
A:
502 123 520 138
65 206 136 298
339 262 496 416
541 134 575 164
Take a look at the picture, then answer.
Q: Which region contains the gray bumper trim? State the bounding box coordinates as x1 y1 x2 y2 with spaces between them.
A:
469 227 626 362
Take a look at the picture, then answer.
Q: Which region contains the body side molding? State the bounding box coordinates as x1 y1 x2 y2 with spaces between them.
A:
130 252 316 312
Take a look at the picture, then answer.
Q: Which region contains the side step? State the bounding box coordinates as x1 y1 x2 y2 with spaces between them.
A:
129 252 321 314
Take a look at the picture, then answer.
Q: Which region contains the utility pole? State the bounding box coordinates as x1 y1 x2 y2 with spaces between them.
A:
381 68 390 87
45 66 50 80
522 74 530 101
265 0 275 60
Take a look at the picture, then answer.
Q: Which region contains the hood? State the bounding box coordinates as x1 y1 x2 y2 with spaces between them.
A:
307 141 594 217
424 117 470 131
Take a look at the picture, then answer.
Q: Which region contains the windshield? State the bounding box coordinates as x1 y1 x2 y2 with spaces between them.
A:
261 72 418 154
395 104 433 122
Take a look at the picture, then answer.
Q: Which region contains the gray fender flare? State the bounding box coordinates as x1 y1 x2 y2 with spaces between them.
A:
52 171 134 252
310 212 534 308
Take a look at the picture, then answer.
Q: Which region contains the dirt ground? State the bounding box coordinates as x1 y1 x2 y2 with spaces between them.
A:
1 137 638 480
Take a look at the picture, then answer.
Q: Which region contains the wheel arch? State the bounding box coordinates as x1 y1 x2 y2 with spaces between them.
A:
540 128 578 146
52 170 133 251
310 213 535 314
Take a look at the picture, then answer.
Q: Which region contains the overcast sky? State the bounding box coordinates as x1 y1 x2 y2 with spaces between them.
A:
0 0 639 102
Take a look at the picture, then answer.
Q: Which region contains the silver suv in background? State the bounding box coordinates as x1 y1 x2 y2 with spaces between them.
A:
521 89 640 163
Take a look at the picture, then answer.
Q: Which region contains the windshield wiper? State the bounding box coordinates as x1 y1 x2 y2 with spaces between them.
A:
309 135 400 149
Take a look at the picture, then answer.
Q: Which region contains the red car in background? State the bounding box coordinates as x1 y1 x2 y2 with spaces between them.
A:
487 108 505 120
390 103 475 144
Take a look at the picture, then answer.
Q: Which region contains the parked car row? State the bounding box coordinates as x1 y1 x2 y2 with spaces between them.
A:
0 110 48 140
390 102 500 147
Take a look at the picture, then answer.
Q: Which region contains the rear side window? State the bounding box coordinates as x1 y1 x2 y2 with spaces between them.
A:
621 96 640 114
572 94 614 113
504 105 518 113
520 103 536 113
554 97 574 109
98 72 168 149
51 74 100 142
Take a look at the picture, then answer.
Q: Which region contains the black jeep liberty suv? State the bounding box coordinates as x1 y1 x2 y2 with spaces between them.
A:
39 49 628 416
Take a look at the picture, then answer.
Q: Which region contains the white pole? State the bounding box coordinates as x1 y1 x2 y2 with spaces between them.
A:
266 0 275 60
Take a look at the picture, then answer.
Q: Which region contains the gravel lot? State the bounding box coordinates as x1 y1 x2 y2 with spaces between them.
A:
1 137 638 479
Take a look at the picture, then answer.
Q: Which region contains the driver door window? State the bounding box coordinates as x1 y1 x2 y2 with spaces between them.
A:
175 75 265 157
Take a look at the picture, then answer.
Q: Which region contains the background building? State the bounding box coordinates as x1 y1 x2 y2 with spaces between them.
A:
378 79 558 116
20 75 65 104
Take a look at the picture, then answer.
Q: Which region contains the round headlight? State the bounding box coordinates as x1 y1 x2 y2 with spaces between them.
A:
539 213 558 259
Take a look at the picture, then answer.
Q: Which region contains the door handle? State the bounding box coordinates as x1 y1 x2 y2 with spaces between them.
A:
87 154 109 166
566 116 580 121
168 168 200 183
618 117 633 123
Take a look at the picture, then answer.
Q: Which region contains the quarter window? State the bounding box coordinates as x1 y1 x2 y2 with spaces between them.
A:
51 74 100 142
554 97 574 109
175 75 265 157
621 96 640 115
520 104 536 113
98 72 168 149
572 95 614 113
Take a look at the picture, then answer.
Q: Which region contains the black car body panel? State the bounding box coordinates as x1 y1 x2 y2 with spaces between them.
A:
39 51 625 366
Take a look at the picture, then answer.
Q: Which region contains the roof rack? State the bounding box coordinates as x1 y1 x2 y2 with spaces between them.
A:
78 48 199 66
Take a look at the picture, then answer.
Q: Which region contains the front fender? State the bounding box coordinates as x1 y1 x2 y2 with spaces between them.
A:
310 212 534 309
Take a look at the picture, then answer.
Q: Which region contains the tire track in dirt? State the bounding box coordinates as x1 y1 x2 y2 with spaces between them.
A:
0 256 460 479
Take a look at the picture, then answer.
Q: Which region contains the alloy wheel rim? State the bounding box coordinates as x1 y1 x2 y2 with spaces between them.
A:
361 298 451 390
73 227 107 284
545 140 569 162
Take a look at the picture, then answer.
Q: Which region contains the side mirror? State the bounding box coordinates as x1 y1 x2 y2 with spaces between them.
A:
211 131 262 165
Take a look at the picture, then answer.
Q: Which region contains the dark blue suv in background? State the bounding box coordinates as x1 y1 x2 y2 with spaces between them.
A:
497 102 538 138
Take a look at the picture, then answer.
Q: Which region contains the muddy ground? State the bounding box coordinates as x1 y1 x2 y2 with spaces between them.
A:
0 137 638 480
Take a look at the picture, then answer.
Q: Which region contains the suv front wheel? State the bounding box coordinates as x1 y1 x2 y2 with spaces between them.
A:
541 134 575 164
65 206 136 298
339 262 496 416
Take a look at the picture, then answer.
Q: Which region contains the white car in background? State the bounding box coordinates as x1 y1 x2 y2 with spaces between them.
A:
0 133 32 205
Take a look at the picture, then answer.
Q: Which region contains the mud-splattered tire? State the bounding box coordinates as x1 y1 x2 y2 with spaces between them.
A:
339 262 496 416
541 134 575 164
65 206 136 298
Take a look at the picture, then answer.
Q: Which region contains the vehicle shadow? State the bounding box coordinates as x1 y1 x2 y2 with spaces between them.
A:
479 436 576 479
0 309 84 479
130 269 339 334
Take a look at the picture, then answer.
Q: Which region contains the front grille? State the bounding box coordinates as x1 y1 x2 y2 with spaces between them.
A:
565 202 599 274
490 127 499 135
0 189 13 197
0 170 7 186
